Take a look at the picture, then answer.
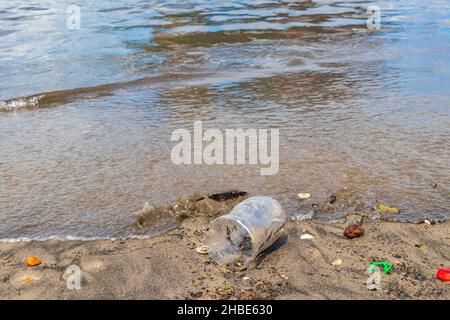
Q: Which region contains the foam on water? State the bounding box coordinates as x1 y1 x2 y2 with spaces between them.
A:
0 234 154 243
0 96 41 111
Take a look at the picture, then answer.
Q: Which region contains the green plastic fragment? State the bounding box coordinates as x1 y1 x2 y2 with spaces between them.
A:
369 261 392 274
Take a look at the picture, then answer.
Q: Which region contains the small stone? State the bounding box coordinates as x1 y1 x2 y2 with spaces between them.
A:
187 242 196 249
329 195 337 204
332 259 343 266
279 274 289 280
25 256 41 267
300 233 314 240
196 245 209 255
298 193 311 200
424 219 431 225
344 224 365 239
190 291 203 298
242 276 250 280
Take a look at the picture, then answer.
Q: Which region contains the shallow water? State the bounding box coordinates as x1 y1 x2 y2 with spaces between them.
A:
0 0 449 240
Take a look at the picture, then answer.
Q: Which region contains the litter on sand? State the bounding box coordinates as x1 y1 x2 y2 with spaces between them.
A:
206 196 287 271
436 268 450 281
25 256 41 267
369 261 392 274
376 203 399 214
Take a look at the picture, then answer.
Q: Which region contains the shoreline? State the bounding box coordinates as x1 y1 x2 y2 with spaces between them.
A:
0 217 448 299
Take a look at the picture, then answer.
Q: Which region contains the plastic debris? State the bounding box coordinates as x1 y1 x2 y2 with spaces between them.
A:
376 203 399 214
22 277 32 283
369 261 392 274
436 268 450 281
297 193 311 200
25 256 41 267
300 233 314 240
206 196 287 271
331 259 342 266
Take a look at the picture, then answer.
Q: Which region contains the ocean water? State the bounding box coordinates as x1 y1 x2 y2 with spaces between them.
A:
0 0 449 240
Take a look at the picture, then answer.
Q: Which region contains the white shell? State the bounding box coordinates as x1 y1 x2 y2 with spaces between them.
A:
195 245 209 255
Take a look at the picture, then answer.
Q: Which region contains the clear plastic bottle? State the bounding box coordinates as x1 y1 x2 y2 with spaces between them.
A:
205 196 287 271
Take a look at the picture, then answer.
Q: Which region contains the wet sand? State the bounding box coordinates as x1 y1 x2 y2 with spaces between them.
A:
0 217 448 300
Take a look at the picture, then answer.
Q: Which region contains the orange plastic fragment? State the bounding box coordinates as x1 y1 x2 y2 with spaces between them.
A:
25 256 41 266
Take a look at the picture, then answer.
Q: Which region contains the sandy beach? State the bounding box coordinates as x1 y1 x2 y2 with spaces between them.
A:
1 217 448 300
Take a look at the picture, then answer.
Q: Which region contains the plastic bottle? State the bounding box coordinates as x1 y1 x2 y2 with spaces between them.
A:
205 196 287 271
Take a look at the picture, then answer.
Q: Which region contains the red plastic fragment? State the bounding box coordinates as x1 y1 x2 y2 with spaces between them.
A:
436 268 450 281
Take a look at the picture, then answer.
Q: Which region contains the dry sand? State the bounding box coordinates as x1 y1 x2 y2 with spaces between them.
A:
0 216 448 300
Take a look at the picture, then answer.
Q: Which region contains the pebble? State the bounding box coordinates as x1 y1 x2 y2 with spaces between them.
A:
344 224 365 239
300 233 314 240
329 195 337 204
190 291 203 298
331 259 343 266
298 193 311 200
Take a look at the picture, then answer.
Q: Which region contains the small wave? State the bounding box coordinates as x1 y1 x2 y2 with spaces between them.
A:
0 73 211 113
0 234 155 243
0 61 318 113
